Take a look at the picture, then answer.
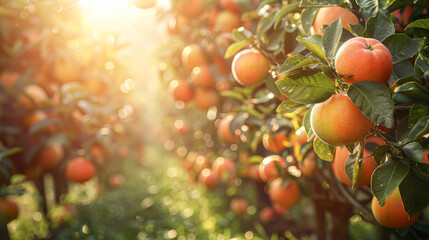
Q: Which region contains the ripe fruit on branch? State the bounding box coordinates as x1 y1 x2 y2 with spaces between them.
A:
108 174 125 189
195 88 219 110
299 151 317 178
220 0 243 13
335 37 393 85
310 94 373 146
312 6 359 35
372 188 420 228
294 126 312 145
259 207 275 223
65 157 96 183
262 131 289 153
192 65 216 88
193 154 211 174
230 198 248 216
169 80 195 103
212 157 236 181
37 143 65 170
198 168 219 190
268 178 301 210
25 110 47 129
19 84 48 109
422 150 429 164
181 44 207 70
258 155 286 182
0 71 18 88
176 0 205 18
218 115 240 143
215 10 242 33
232 49 270 86
332 145 378 187
0 197 19 224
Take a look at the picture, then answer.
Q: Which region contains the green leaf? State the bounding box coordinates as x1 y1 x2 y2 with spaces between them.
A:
322 18 343 59
356 0 387 18
371 158 409 206
274 2 300 29
403 142 424 163
232 27 253 41
347 81 394 128
224 39 252 59
409 104 429 128
276 70 336 104
388 61 417 85
300 8 318 35
303 108 315 141
313 137 335 162
344 144 361 186
265 73 283 99
278 54 319 75
257 10 277 38
405 19 429 31
372 145 391 165
349 24 365 36
393 81 429 105
276 99 304 114
362 11 395 42
220 90 245 101
248 155 264 164
399 167 429 219
299 0 342 7
29 119 58 135
251 130 265 152
415 56 429 78
296 35 327 63
266 26 286 51
0 147 21 160
409 116 429 141
415 162 429 182
383 33 422 64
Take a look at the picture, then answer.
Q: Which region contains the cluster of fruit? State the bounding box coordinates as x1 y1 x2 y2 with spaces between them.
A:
0 0 145 231
158 0 429 236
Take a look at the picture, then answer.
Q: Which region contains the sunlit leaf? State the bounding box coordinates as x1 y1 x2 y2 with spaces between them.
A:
303 108 315 141
296 35 327 62
274 2 300 29
278 54 319 75
322 17 343 59
276 70 335 104
224 39 252 59
276 99 304 114
313 137 335 162
299 0 342 7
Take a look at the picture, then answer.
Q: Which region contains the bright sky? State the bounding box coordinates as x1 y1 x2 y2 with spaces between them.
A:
77 0 164 124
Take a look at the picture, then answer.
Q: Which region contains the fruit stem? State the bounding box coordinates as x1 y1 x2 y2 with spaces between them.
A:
365 44 375 51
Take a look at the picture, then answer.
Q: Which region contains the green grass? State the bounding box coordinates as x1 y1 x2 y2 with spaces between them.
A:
8 142 267 240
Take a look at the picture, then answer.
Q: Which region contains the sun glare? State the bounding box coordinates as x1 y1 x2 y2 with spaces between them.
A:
78 0 132 30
